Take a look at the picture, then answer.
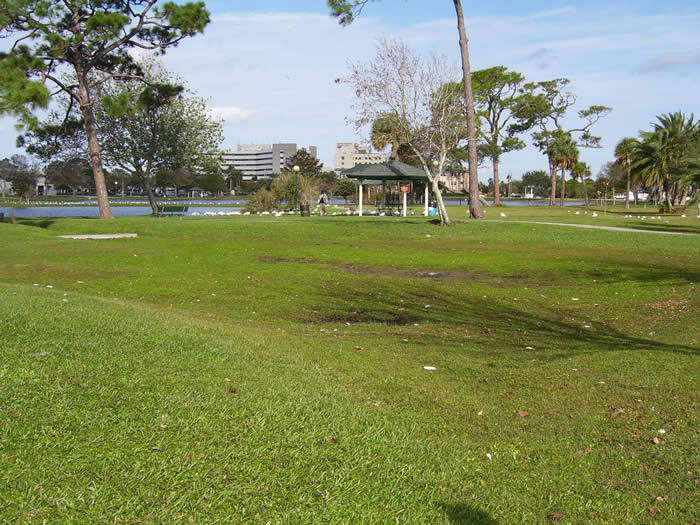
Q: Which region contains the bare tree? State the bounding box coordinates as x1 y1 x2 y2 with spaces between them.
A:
329 0 484 218
342 38 464 225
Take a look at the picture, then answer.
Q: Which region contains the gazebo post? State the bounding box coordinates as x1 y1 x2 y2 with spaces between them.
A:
359 180 363 217
424 185 429 216
382 181 386 211
402 191 407 217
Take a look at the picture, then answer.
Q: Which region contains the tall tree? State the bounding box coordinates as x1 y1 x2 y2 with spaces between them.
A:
22 61 223 214
614 137 637 210
471 66 528 205
284 148 324 177
631 113 699 210
521 169 550 198
0 158 18 198
571 161 592 206
548 131 578 207
6 155 39 200
512 79 611 206
328 0 484 219
223 168 244 194
0 0 210 218
342 38 465 225
45 157 92 195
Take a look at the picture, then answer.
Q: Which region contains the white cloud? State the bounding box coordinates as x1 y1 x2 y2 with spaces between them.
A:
209 106 256 124
639 49 700 72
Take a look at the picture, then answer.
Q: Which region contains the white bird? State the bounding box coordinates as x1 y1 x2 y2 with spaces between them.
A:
575 211 580 215
592 212 598 217
500 212 507 217
681 214 687 218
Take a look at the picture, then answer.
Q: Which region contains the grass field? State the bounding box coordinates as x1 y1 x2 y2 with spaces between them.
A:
1 206 698 523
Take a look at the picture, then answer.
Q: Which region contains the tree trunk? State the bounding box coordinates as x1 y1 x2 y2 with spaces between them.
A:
560 166 566 207
492 157 501 206
549 158 556 206
142 174 159 214
678 187 688 209
454 0 483 219
76 68 113 219
625 165 631 210
582 177 589 206
431 176 451 226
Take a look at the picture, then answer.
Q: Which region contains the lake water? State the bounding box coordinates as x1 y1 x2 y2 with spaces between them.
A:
0 206 243 218
1 200 585 218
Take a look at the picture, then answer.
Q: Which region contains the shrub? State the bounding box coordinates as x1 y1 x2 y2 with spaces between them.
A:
658 201 673 214
245 189 277 213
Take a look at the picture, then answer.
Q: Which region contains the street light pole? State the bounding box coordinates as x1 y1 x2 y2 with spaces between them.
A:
293 165 300 213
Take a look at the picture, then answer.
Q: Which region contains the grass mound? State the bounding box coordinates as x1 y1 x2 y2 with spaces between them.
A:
0 212 698 523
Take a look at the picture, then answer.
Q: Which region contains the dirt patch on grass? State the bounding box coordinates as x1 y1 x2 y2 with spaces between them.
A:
339 264 529 285
649 299 691 313
311 309 420 325
257 255 320 265
257 255 542 287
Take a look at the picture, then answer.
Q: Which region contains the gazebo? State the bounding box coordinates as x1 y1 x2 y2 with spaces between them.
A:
342 161 430 216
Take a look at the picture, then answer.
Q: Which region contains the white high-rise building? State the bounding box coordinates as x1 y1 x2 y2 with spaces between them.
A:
220 143 317 180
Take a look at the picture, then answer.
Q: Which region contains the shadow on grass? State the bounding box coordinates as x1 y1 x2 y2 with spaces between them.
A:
442 503 499 524
16 218 57 229
310 273 699 358
620 222 700 235
581 265 700 286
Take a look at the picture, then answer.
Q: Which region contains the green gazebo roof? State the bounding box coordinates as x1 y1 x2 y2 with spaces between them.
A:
343 161 428 181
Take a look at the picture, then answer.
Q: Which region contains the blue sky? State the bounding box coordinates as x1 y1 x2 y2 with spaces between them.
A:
2 1 699 181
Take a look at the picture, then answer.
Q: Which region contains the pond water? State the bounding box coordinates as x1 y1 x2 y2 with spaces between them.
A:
1 200 585 218
0 206 243 218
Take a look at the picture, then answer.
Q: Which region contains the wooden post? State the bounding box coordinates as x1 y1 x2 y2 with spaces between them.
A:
359 180 363 217
9 210 16 224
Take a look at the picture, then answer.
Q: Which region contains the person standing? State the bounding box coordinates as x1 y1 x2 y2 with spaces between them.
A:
319 191 329 216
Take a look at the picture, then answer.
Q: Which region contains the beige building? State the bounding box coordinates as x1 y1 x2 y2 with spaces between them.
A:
440 171 467 193
334 143 388 173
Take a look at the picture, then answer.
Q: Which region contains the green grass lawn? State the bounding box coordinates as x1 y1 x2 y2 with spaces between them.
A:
1 208 698 524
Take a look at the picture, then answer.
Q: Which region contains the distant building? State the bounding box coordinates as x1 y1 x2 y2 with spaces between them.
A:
0 174 55 197
0 178 11 196
440 171 466 193
220 143 317 180
334 143 389 173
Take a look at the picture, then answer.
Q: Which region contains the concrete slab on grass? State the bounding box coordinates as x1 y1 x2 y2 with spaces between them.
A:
57 233 138 240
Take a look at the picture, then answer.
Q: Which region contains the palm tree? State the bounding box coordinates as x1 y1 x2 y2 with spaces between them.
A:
370 113 401 160
632 112 699 210
549 132 578 207
572 161 591 206
615 137 637 210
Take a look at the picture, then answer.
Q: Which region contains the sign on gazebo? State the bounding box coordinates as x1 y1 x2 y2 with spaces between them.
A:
399 182 411 193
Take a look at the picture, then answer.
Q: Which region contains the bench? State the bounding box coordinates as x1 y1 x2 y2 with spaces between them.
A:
156 205 188 218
